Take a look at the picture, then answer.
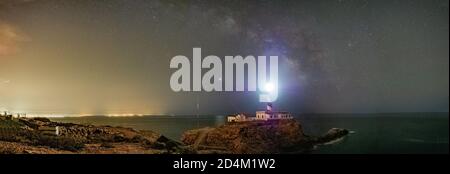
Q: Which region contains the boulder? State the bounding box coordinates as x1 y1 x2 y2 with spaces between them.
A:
314 128 349 144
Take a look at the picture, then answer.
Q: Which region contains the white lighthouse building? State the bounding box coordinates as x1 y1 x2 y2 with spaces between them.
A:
227 103 293 122
255 103 293 121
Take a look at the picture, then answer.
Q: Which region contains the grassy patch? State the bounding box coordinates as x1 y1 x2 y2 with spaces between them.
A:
0 119 24 129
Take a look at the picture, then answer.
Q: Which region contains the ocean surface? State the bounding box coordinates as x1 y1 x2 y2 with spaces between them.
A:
50 113 449 154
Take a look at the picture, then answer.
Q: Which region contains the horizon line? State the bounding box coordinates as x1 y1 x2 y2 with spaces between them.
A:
6 111 447 118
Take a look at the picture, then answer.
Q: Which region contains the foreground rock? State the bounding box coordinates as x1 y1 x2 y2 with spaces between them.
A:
181 119 349 154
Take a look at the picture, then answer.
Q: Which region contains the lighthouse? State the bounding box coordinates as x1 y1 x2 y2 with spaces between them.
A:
266 103 273 112
228 103 293 123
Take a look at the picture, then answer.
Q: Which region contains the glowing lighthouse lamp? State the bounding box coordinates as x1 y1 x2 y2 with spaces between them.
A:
259 81 278 103
260 82 277 113
264 82 275 93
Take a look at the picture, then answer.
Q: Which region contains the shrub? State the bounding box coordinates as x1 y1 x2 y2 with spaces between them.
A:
149 142 165 149
32 117 51 122
0 128 26 142
130 135 148 143
112 134 126 142
30 134 85 151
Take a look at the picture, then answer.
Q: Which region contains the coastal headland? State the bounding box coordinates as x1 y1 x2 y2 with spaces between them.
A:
0 115 348 154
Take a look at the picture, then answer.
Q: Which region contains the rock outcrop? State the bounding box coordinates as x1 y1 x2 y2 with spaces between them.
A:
181 119 349 154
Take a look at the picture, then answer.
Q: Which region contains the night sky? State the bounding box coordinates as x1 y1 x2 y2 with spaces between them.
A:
0 0 448 116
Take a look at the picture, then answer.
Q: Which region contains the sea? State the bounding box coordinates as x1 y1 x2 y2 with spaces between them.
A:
50 113 449 154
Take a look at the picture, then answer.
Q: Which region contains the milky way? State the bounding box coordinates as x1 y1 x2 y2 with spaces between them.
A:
0 0 448 115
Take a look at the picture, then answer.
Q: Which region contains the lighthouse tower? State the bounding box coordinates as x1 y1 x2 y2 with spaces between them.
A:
266 103 273 112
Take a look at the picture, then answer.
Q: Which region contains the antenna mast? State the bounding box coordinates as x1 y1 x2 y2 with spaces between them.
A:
196 95 200 128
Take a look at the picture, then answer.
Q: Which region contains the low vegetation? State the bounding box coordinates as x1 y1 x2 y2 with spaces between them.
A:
0 116 180 154
1 128 85 151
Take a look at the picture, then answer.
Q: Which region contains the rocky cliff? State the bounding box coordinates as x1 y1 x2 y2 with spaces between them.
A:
181 119 349 154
